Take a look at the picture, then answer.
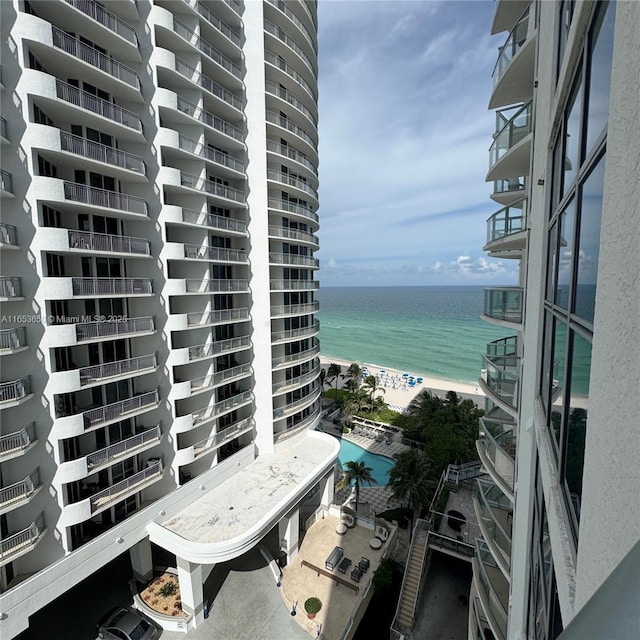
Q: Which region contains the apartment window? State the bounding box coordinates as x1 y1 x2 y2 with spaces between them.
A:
37 155 58 178
33 104 54 126
45 253 66 277
540 1 614 544
42 205 61 228
556 0 576 81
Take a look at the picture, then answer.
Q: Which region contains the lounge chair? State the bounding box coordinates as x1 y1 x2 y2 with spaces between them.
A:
351 567 362 583
358 557 370 572
325 546 343 570
337 557 352 574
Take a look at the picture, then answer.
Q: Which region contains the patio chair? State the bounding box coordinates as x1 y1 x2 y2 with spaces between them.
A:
358 557 370 572
351 567 362 583
337 557 352 574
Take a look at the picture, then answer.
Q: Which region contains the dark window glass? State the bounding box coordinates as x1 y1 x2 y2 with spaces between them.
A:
574 155 605 324
585 1 615 155
540 312 553 414
564 333 591 530
562 76 583 197
546 221 558 303
555 199 575 309
549 319 567 455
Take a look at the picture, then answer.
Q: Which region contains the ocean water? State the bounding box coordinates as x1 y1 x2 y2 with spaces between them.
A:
316 286 512 385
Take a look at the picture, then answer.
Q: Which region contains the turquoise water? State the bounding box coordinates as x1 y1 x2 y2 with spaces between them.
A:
338 439 393 486
317 286 511 385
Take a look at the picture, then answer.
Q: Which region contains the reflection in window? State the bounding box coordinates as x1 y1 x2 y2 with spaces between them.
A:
540 312 553 413
562 77 583 197
546 221 558 302
565 332 591 529
555 199 575 310
586 1 615 154
574 156 605 324
549 319 567 454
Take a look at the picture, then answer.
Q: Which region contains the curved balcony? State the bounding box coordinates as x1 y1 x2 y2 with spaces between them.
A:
483 287 523 327
179 172 246 205
182 244 248 264
272 343 320 369
185 364 253 398
62 0 137 46
491 177 526 206
490 6 536 109
0 327 28 355
0 277 22 301
194 0 242 49
484 199 527 254
176 134 245 175
270 279 319 292
272 366 319 395
268 224 319 248
265 50 316 102
74 316 155 343
0 223 18 248
172 18 242 81
477 418 516 498
174 58 242 115
274 407 321 443
175 96 244 144
59 131 145 176
67 230 150 256
0 469 41 515
269 252 319 269
271 322 320 343
72 353 158 388
487 102 532 181
54 79 142 134
265 81 316 126
180 417 254 464
481 352 519 417
267 168 317 200
81 390 160 432
266 139 317 176
474 479 512 579
71 277 153 298
187 390 254 430
263 19 316 81
1 170 14 196
473 540 508 640
186 336 251 363
178 308 250 330
0 422 37 462
270 301 319 318
49 27 140 93
167 278 250 296
265 0 317 56
268 197 318 224
491 0 530 35
0 377 33 408
266 112 317 158
273 385 321 420
0 512 45 568
177 207 248 235
63 181 148 217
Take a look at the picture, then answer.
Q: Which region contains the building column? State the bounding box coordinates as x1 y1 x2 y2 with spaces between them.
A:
129 538 153 583
319 471 335 508
279 507 300 564
176 557 205 625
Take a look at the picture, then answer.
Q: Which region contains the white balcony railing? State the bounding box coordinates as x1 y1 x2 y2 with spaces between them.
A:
184 278 249 293
270 301 319 317
72 277 152 296
0 223 17 246
86 425 161 471
265 0 317 53
68 230 150 255
52 27 139 89
78 353 157 386
186 307 250 327
0 469 40 509
174 59 242 110
269 252 319 268
90 459 162 513
190 363 252 392
265 50 315 100
195 0 241 46
266 139 317 173
83 390 159 429
267 169 317 198
270 279 319 291
272 344 320 368
0 277 21 297
0 423 36 458
0 377 31 403
192 390 253 425
177 96 243 141
263 19 316 78
1 169 13 193
64 0 137 45
180 208 247 234
268 197 317 223
184 244 247 263
75 316 154 341
265 111 316 149
265 81 316 125
268 225 318 245
180 172 245 203
177 134 245 173
56 80 142 131
60 131 145 173
0 513 45 563
0 327 27 351
63 181 148 215
271 322 319 342
188 335 251 361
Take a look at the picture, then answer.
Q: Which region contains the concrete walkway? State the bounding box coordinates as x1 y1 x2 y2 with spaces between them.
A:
161 549 309 640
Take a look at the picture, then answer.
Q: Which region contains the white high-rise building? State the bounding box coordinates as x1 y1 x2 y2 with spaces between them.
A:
473 1 639 639
0 1 338 636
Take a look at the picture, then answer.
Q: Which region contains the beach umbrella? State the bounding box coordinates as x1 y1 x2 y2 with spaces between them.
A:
402 372 409 378
416 377 423 384
408 380 416 387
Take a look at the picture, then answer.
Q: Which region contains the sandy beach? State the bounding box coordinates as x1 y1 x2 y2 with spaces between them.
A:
320 355 485 411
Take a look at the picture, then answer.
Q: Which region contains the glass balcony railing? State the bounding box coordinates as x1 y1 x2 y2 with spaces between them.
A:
60 131 145 174
176 97 244 141
476 479 512 572
272 344 320 368
484 287 523 324
64 0 137 45
0 327 27 351
271 322 319 342
489 101 532 170
56 80 142 131
0 116 7 140
181 208 247 233
75 316 154 341
492 6 530 88
486 335 518 358
173 18 241 79
474 540 508 640
486 200 526 244
270 301 319 317
272 366 319 393
190 363 252 393
184 244 247 263
52 28 139 89
0 422 36 459
482 352 519 411
478 418 516 490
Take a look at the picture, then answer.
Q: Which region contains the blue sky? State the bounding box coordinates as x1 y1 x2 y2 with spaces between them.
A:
316 0 520 287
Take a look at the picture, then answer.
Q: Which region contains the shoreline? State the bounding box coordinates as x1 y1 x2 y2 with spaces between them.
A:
319 355 485 410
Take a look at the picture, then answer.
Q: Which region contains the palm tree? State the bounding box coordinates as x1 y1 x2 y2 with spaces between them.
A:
363 374 385 403
337 460 377 512
319 367 327 393
343 362 362 383
388 449 436 528
326 362 342 400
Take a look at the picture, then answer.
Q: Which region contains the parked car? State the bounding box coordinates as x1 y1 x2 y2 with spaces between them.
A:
97 607 160 640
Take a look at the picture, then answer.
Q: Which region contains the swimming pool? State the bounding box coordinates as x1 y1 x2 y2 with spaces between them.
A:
337 439 394 486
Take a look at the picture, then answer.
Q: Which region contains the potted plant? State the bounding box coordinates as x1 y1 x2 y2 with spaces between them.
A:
304 597 322 620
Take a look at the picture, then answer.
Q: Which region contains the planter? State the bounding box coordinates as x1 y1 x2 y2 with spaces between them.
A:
304 597 322 620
